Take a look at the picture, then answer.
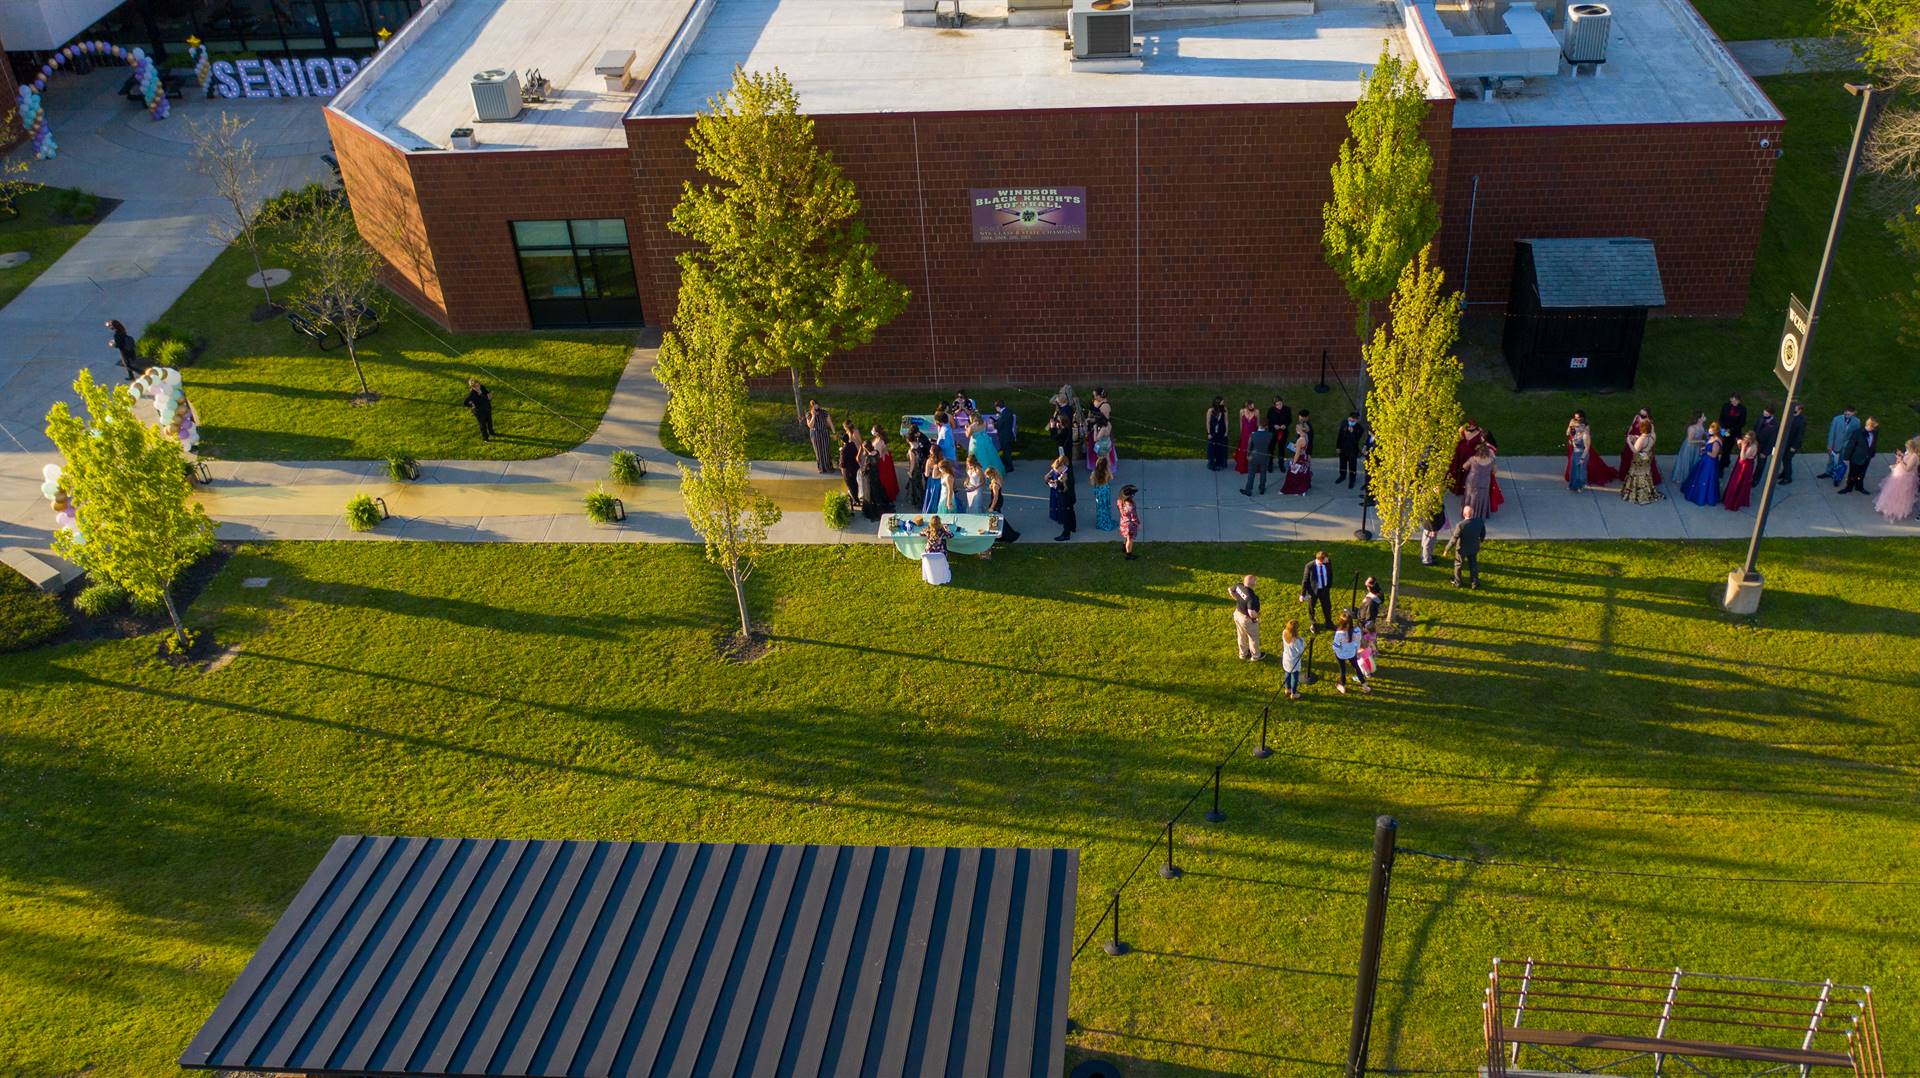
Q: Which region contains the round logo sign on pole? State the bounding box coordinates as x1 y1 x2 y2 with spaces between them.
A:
1778 331 1799 375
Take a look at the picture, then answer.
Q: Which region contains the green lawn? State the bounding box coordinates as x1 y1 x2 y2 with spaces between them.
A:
0 186 103 310
685 75 1916 465
1686 0 1830 41
160 226 635 462
1 538 1915 1076
0 572 65 653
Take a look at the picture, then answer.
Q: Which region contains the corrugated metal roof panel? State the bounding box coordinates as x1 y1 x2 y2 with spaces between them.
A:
181 837 1077 1078
1522 237 1667 309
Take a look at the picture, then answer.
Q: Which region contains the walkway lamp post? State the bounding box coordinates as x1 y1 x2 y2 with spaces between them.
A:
1725 82 1885 614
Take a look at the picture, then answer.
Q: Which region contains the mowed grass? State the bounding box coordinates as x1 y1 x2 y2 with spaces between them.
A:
159 225 634 462
1686 0 1830 40
0 186 102 309
0 573 65 653
687 75 1919 465
1 538 1916 1075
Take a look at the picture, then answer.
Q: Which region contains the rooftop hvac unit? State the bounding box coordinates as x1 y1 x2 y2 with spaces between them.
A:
1563 3 1611 64
470 68 523 122
1070 0 1133 60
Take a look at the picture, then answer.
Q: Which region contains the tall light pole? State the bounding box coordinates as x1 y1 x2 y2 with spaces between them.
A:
1724 83 1886 614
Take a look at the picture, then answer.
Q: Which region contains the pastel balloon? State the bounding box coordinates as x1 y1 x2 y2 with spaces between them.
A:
41 463 60 481
53 509 75 529
41 480 60 498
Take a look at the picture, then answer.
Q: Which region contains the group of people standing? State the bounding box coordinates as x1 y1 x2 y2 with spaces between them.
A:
1212 395 1365 498
1227 556 1385 699
1560 397 1919 522
1045 386 1141 551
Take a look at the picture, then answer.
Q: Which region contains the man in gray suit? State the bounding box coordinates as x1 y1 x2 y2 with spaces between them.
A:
1446 504 1487 589
1241 422 1278 496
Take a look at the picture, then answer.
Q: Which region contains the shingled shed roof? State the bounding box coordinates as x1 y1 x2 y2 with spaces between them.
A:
181 836 1078 1078
1521 238 1668 309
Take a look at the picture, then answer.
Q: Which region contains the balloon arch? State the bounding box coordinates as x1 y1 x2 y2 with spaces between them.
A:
14 39 171 160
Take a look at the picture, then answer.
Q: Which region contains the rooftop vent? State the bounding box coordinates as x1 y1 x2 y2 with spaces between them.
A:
1070 0 1134 60
1563 3 1611 64
470 68 523 122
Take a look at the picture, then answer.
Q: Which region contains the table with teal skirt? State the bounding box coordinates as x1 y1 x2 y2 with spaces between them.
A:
900 414 939 439
879 513 1002 558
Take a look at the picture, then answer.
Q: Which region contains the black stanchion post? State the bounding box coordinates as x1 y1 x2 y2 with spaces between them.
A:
1158 820 1182 879
1102 891 1129 956
1253 705 1273 759
1205 765 1225 823
1346 815 1399 1078
1316 349 1331 394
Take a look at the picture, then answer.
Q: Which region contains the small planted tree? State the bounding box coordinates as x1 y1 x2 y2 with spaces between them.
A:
670 65 909 424
0 112 38 217
656 268 782 639
1323 48 1441 349
1362 245 1463 624
283 196 383 400
190 114 278 313
45 370 216 648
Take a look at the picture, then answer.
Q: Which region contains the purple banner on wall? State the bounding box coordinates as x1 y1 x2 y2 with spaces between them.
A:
969 187 1087 243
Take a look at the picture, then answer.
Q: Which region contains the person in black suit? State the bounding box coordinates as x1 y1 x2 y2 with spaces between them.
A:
1446 504 1488 589
1752 407 1778 486
1779 402 1806 483
1718 394 1748 441
1841 417 1879 494
1265 396 1293 469
1299 550 1334 631
463 378 494 441
1242 422 1277 495
1336 412 1367 489
1048 455 1078 540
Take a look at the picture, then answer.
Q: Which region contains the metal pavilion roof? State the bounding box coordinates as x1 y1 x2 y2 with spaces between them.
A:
181 836 1078 1077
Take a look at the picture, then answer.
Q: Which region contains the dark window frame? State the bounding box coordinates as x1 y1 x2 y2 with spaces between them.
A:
509 218 643 330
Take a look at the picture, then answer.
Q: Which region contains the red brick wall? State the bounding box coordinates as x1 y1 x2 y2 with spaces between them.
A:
326 110 445 320
1438 121 1782 317
408 147 642 331
629 103 1453 385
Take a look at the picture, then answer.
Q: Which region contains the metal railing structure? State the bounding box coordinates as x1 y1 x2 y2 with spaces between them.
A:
1069 689 1287 961
1482 958 1884 1077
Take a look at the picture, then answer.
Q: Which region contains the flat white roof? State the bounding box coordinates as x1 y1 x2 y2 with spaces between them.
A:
640 0 1425 118
338 0 696 151
1440 0 1779 127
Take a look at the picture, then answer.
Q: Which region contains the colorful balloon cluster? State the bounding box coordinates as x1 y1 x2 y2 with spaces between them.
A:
16 40 171 161
132 367 200 451
41 463 83 546
189 43 212 90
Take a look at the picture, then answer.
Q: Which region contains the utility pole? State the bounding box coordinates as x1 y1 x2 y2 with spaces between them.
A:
1725 83 1886 614
1347 815 1398 1077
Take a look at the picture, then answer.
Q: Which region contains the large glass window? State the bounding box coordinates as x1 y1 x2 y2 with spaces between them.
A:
511 220 642 329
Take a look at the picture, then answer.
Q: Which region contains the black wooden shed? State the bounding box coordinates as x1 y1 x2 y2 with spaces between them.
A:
180 836 1078 1078
1502 237 1666 390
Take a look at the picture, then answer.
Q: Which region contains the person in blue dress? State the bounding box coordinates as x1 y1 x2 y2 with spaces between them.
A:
1092 458 1118 530
933 408 957 462
966 418 1005 476
1682 426 1725 506
922 455 947 514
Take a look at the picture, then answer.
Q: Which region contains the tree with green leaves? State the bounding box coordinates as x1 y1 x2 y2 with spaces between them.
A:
0 112 38 217
670 65 909 425
656 268 782 639
45 369 216 648
1830 0 1920 177
1360 245 1463 625
281 195 383 399
1323 47 1441 349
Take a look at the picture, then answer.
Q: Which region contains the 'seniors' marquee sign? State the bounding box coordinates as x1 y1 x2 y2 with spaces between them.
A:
210 56 370 99
970 187 1087 243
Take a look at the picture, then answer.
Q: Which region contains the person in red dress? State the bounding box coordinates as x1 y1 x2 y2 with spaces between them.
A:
1233 400 1257 474
1448 421 1486 495
1721 431 1759 511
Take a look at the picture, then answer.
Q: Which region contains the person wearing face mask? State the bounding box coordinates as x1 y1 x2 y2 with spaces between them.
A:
1336 411 1368 489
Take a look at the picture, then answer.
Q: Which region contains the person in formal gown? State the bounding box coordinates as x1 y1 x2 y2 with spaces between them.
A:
1874 437 1920 521
1463 444 1498 517
1279 429 1313 495
1047 454 1078 540
1721 431 1759 511
959 460 987 513
1682 425 1724 506
967 417 1006 477
1619 424 1662 504
1117 484 1140 559
1088 415 1117 477
1565 412 1593 492
807 400 835 473
903 429 929 511
1092 458 1118 531
838 428 861 505
985 467 1021 547
1673 412 1707 493
1205 397 1230 470
1234 400 1258 474
932 408 957 463
870 426 899 504
1448 421 1487 494
1618 410 1664 485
